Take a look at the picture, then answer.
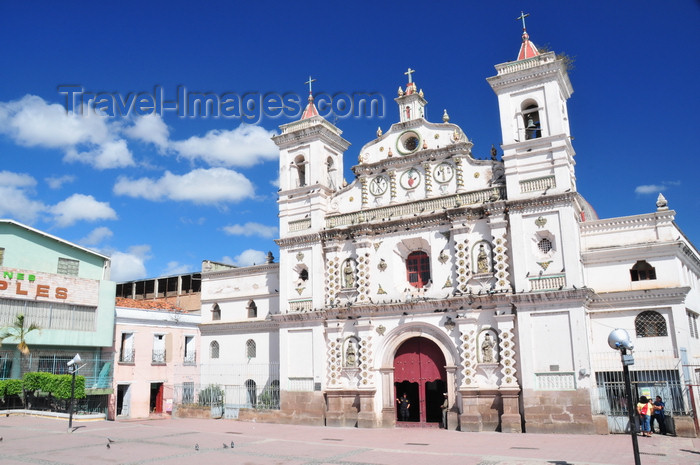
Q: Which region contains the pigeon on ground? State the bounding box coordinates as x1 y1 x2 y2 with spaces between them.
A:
106 443 110 449
107 438 115 443
231 441 235 448
195 444 199 451
223 443 228 449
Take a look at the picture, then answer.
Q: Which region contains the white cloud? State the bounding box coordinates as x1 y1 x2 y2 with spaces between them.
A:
0 171 45 224
230 249 267 267
45 175 76 189
113 167 255 204
170 124 278 167
635 184 666 195
222 222 278 239
79 226 113 246
0 95 135 169
162 261 193 276
123 114 170 150
50 193 118 227
108 245 151 282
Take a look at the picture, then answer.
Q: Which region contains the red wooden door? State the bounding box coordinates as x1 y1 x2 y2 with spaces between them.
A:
394 337 446 424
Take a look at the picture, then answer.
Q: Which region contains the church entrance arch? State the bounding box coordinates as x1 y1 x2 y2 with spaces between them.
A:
393 337 446 426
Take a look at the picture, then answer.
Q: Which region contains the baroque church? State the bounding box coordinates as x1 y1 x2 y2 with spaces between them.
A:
197 23 700 435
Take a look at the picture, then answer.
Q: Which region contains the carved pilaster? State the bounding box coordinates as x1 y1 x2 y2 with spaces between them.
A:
388 170 397 203
454 156 466 192
423 162 433 197
360 177 368 208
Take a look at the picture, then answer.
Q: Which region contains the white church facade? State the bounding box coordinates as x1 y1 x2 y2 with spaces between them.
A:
196 25 700 435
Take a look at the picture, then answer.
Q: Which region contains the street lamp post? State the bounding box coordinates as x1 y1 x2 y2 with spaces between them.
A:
608 329 641 465
66 354 82 429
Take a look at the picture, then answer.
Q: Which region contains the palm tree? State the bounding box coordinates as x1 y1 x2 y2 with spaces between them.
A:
0 314 40 408
0 314 40 356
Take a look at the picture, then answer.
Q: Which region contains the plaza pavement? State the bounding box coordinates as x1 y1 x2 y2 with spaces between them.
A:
0 414 698 465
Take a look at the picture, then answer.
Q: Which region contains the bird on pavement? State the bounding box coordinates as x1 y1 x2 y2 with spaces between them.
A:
195 444 199 451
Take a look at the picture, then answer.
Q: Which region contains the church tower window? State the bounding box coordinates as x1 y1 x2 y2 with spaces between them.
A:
247 300 257 318
246 339 257 359
294 155 306 187
538 238 553 254
406 251 431 288
635 311 667 338
630 260 656 281
522 103 541 140
212 303 221 321
210 341 220 359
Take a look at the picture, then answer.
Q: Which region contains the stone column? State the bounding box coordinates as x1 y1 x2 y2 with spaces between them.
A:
379 367 396 427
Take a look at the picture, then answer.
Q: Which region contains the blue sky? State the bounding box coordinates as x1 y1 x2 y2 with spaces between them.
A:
1 1 698 282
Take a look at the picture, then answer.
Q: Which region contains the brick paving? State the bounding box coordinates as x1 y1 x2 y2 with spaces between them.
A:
0 414 698 465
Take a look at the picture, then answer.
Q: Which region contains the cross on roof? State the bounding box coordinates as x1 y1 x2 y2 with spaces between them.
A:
404 67 415 84
305 75 316 94
517 11 530 31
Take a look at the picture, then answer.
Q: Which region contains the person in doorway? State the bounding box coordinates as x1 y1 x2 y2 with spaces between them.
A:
441 393 449 429
652 396 667 435
636 396 654 437
396 393 410 421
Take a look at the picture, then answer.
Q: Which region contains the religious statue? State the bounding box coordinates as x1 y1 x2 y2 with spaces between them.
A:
345 340 358 367
481 332 496 363
477 244 490 274
343 260 355 289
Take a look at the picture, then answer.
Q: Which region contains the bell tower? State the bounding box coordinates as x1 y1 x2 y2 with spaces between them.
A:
395 68 427 122
486 13 575 201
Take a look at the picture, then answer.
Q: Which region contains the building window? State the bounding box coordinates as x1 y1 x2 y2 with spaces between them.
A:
295 155 306 187
630 260 656 281
57 257 79 276
522 103 541 140
210 341 220 359
246 339 256 359
688 311 699 339
0 354 12 379
152 334 166 364
120 333 135 363
212 303 221 321
245 379 257 407
38 356 72 375
247 300 257 318
538 238 553 254
406 251 430 288
184 336 196 365
635 311 668 338
182 382 195 404
0 247 4 266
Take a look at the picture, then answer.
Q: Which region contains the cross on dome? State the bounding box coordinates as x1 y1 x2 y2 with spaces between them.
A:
404 67 415 84
305 75 316 95
515 11 539 61
301 75 320 120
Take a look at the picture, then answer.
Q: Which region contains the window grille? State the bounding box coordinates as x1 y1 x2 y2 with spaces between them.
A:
57 257 79 276
635 311 668 338
538 238 553 254
688 311 699 339
210 341 220 359
246 339 256 359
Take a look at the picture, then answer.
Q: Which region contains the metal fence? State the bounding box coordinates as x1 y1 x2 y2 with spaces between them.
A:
590 349 694 433
173 362 280 418
0 351 113 389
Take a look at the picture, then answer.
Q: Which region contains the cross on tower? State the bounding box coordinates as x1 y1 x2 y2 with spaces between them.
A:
404 67 415 84
305 75 316 94
517 11 530 31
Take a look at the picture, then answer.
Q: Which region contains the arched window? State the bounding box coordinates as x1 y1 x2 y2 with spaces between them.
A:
246 339 256 359
522 103 541 140
294 155 306 187
212 303 221 321
635 311 668 338
630 260 656 281
210 341 220 359
247 300 257 318
406 251 431 288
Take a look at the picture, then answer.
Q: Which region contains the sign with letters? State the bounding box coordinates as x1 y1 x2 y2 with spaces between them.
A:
0 267 99 307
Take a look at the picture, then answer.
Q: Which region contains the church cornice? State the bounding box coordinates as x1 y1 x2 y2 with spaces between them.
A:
199 319 279 335
276 233 322 248
586 287 691 310
272 120 351 151
580 211 676 236
506 192 578 214
202 262 279 279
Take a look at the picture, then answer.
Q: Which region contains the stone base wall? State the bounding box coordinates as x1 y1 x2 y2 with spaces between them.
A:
458 389 506 432
278 390 326 426
174 406 212 419
522 388 597 434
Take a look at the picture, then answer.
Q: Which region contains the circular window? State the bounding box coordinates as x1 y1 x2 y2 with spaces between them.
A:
397 131 421 155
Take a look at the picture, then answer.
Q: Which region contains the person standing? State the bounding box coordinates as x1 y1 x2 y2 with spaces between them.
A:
652 395 667 435
396 393 410 422
636 396 654 437
441 393 449 429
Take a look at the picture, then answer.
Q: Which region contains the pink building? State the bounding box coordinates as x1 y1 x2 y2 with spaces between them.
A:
110 299 200 419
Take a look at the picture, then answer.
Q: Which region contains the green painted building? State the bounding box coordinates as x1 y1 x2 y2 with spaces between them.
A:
0 219 116 412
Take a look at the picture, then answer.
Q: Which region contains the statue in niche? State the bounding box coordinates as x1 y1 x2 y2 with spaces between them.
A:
343 259 356 289
345 340 358 367
481 332 496 363
477 244 490 274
